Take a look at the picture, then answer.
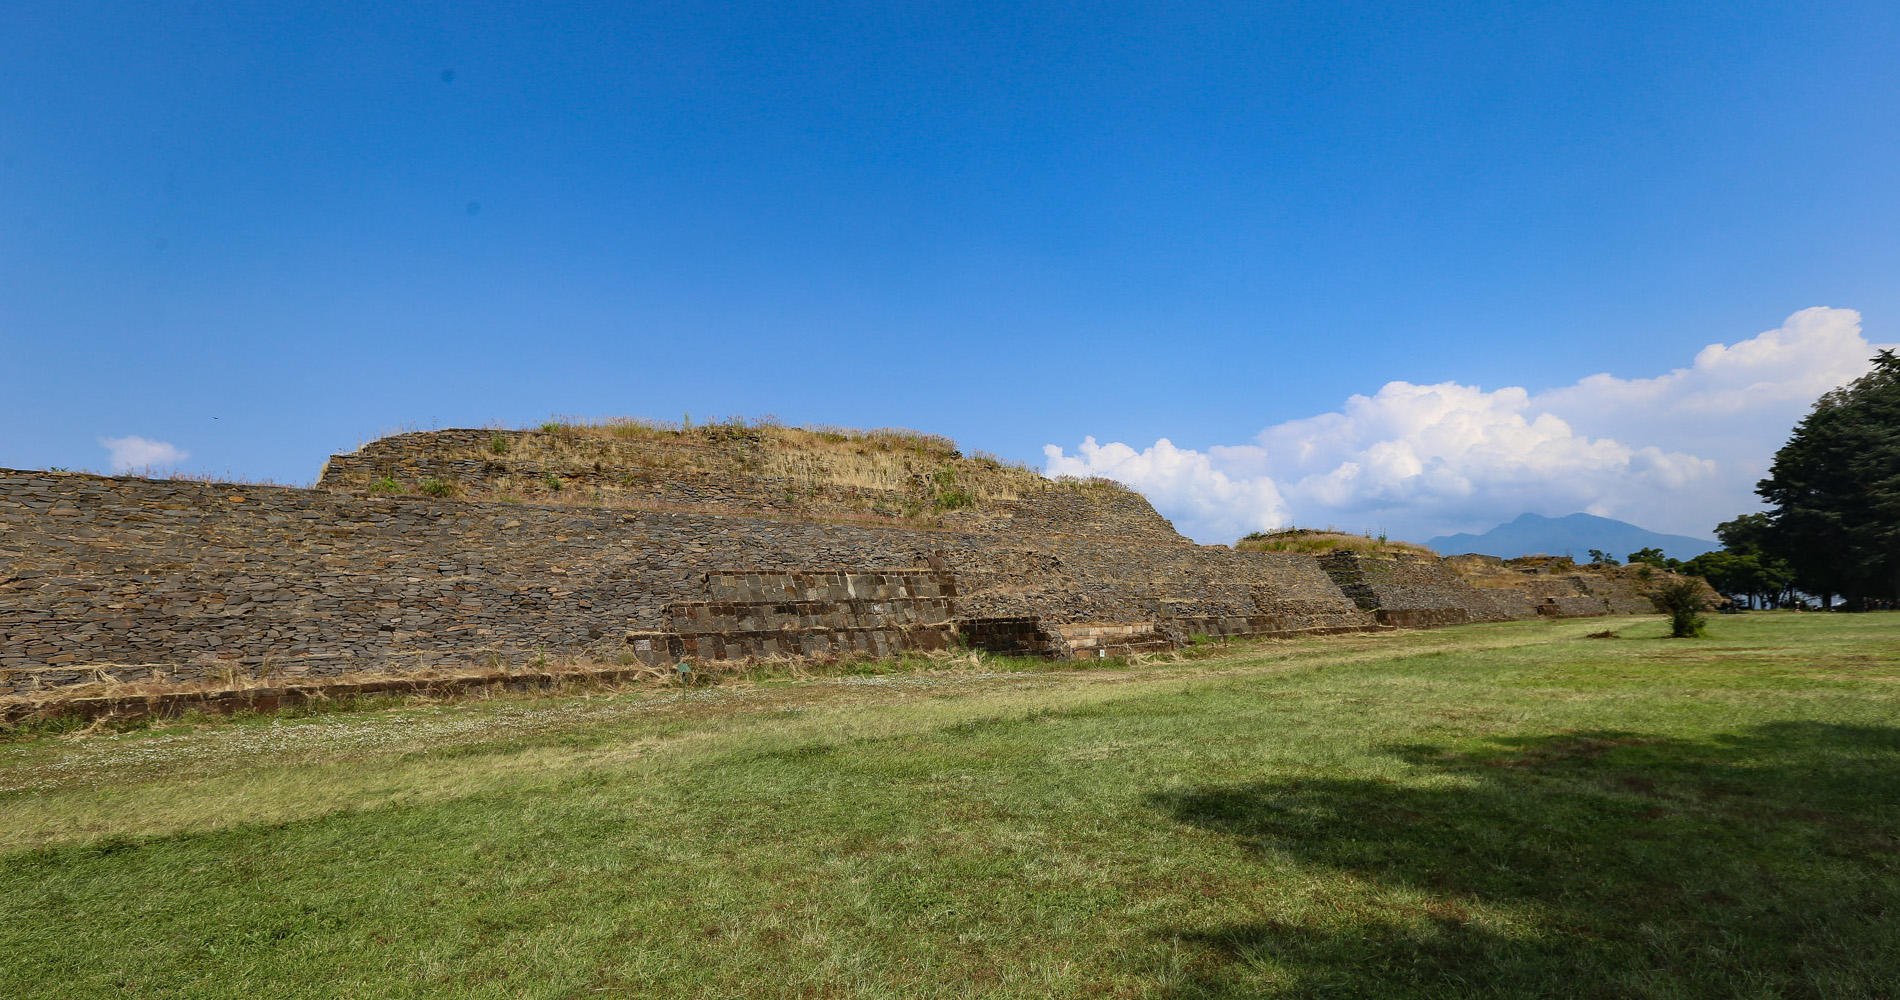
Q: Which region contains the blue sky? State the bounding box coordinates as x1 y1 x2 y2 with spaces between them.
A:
4 2 1897 541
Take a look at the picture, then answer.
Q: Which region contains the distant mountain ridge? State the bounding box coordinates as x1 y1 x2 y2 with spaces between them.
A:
1424 513 1719 561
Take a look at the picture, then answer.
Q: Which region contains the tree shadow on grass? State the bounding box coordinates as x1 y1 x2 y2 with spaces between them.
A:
1146 723 1900 999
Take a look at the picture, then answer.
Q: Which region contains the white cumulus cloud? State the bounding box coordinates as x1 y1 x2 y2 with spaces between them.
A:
1043 437 1289 542
100 436 189 473
1044 308 1896 544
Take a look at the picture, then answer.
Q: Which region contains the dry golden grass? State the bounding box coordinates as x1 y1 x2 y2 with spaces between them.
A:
1440 554 1571 591
335 416 1142 527
542 414 963 458
1235 527 1439 556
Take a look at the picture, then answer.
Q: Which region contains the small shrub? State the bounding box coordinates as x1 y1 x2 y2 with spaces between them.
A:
489 434 509 455
418 478 456 498
368 475 402 494
543 473 563 492
1653 579 1708 638
934 489 974 511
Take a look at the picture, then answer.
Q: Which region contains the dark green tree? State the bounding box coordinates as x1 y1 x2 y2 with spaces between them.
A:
1756 349 1900 608
1626 547 1681 571
1713 513 1776 556
1682 549 1796 609
1688 513 1798 608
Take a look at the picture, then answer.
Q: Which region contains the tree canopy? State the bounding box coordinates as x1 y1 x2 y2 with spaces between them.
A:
1755 349 1900 607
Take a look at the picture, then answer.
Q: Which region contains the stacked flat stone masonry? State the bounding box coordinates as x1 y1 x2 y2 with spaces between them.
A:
1436 554 1683 618
1318 551 1532 627
0 470 1383 698
626 570 963 666
2 450 1678 703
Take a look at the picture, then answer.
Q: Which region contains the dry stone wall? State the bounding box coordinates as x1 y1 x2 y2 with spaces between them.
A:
1319 551 1528 627
1318 550 1689 624
0 470 1380 698
1437 554 1675 617
3 451 1678 702
629 570 963 666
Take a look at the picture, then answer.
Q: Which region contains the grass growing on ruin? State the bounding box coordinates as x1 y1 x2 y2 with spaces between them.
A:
1236 527 1439 556
2 614 1897 998
344 417 1119 520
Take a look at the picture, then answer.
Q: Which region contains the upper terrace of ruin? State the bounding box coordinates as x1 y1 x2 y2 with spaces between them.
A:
316 419 1188 544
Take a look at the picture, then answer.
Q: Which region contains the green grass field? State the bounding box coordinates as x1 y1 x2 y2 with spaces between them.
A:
3 613 1897 998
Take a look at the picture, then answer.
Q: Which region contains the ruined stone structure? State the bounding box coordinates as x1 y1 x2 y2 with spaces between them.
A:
0 423 1666 702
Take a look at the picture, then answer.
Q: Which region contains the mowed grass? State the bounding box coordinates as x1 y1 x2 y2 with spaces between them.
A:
2 614 1897 999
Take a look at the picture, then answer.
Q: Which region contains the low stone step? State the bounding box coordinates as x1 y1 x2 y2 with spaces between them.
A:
703 569 957 604
1054 622 1162 649
1068 634 1176 660
664 596 956 633
1052 622 1177 659
625 621 957 664
956 617 1058 657
1534 596 1610 618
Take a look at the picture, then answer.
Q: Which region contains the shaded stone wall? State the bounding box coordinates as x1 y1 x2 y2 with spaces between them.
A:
1319 551 1530 627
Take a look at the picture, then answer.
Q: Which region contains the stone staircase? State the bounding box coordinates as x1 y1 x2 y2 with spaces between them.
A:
622 570 1187 666
1052 622 1174 659
619 561 1417 667
625 569 960 665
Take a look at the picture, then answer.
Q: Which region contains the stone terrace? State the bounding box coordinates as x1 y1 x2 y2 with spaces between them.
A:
0 425 1672 703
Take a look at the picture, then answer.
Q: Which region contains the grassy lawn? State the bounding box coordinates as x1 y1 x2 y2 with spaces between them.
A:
2 613 1897 998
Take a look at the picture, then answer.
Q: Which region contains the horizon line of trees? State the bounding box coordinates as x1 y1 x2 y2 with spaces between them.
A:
1587 520 1797 609
1608 348 1897 611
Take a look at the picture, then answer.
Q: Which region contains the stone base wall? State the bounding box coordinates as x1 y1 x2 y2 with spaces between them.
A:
621 569 965 666
1437 555 1690 618
955 617 1058 658
1051 622 1172 659
1375 608 1472 628
2 468 1680 703
1535 595 1612 618
0 471 1377 698
1470 589 1539 621
624 623 958 665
